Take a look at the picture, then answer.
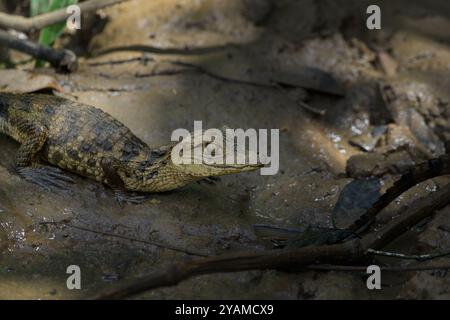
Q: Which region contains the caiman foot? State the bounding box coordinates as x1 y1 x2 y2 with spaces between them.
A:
114 190 149 206
17 165 74 192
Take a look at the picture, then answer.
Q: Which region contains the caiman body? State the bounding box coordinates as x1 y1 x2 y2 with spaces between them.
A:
0 93 260 202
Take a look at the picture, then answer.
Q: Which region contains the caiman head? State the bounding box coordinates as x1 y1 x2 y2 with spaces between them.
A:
124 128 264 193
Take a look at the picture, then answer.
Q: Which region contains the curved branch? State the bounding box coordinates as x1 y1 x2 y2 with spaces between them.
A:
0 0 129 32
91 183 450 300
92 240 358 300
0 29 77 72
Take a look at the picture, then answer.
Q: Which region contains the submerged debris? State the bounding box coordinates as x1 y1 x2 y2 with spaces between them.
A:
332 178 382 229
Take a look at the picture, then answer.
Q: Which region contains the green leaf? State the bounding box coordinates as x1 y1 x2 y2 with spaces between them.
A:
38 21 67 47
38 0 79 47
31 0 79 67
30 0 51 17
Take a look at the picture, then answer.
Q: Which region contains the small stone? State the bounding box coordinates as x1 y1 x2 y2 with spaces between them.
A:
149 199 161 205
349 125 387 152
385 124 420 151
346 153 385 178
102 274 119 282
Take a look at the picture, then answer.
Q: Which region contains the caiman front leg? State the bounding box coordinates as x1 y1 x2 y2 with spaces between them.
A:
15 124 73 191
101 158 149 206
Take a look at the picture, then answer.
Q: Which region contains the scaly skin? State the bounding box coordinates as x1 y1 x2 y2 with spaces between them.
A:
0 93 261 203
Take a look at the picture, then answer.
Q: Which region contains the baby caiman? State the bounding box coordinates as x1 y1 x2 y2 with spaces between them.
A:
0 93 261 204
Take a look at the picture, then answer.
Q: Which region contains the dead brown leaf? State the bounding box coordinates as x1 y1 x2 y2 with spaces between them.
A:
0 69 64 93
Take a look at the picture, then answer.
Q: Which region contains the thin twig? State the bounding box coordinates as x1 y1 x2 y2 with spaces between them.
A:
134 69 189 78
0 0 129 32
91 184 450 299
298 101 326 116
348 153 450 235
87 56 154 66
308 262 450 272
366 248 450 261
172 61 274 88
39 221 208 257
361 183 450 250
97 44 233 56
170 61 345 97
0 29 77 72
